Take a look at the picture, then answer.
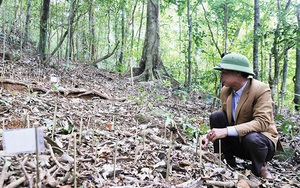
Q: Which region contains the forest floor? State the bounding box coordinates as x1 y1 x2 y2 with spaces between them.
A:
0 46 300 188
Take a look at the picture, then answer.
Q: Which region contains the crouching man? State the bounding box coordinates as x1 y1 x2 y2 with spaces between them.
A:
200 53 281 179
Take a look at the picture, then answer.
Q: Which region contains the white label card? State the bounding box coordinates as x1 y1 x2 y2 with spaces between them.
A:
50 76 59 83
2 127 45 154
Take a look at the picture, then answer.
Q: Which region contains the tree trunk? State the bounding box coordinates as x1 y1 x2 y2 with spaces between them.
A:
201 2 222 57
92 41 120 66
134 0 165 81
279 1 291 113
38 0 50 61
65 0 74 67
224 0 228 53
269 0 292 103
259 35 265 82
89 0 96 62
137 0 145 41
187 0 192 88
294 4 300 111
253 0 260 79
55 0 61 65
44 3 78 65
131 0 138 50
66 0 79 67
118 0 126 72
24 0 32 47
279 52 288 113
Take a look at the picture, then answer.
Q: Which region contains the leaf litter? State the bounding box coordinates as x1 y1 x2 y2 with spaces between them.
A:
0 58 299 188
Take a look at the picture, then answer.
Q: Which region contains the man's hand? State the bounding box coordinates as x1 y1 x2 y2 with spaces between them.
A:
199 128 229 150
199 134 208 150
207 128 228 142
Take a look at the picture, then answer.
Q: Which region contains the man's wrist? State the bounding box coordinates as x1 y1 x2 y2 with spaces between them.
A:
227 126 238 136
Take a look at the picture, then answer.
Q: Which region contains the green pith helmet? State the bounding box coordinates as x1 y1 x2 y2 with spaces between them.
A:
214 53 255 76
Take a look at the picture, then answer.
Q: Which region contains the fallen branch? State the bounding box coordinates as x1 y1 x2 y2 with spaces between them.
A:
18 158 33 188
0 78 126 101
205 180 235 187
175 177 203 188
138 129 216 162
0 78 28 86
0 160 11 187
5 176 26 188
57 171 71 183
47 143 70 172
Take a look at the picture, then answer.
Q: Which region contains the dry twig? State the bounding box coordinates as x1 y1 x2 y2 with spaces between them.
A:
47 143 70 171
0 160 11 187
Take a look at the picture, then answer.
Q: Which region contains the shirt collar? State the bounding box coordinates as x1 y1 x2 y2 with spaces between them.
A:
234 80 248 97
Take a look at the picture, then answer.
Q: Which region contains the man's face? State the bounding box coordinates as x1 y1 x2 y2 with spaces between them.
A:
220 70 238 87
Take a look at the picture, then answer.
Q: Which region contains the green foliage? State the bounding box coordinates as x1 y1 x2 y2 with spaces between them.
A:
165 114 176 128
162 0 187 15
182 117 209 139
132 85 149 105
41 119 55 129
41 118 74 135
161 79 172 88
193 22 206 48
276 114 296 138
116 61 129 73
274 147 294 161
52 84 59 91
57 120 74 134
173 88 189 101
193 70 217 94
155 95 164 101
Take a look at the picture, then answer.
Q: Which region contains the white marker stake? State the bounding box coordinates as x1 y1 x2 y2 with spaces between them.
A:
35 126 40 188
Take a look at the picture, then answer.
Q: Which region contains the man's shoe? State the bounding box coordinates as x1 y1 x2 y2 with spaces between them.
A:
260 166 273 179
226 158 237 168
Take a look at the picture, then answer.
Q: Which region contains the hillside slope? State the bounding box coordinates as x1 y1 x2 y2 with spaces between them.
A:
0 49 299 187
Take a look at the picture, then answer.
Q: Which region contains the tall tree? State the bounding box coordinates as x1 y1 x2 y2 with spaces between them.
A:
89 0 96 62
65 0 74 67
24 0 32 46
38 0 50 61
118 0 126 72
269 0 294 101
279 0 292 112
134 0 171 83
187 0 192 88
223 0 228 53
44 0 77 65
253 0 260 79
295 4 300 111
131 0 138 51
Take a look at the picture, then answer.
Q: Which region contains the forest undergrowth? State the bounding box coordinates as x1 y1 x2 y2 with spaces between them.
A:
0 41 299 187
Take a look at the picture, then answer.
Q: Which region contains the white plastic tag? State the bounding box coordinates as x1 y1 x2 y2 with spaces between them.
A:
2 127 45 154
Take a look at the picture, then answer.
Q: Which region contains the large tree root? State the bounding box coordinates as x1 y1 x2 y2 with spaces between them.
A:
0 78 125 101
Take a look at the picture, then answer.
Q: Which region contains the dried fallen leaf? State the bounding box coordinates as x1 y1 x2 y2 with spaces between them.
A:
59 153 74 163
98 144 111 157
107 123 114 130
56 185 72 188
199 119 204 125
236 179 250 188
46 174 59 187
179 161 193 167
